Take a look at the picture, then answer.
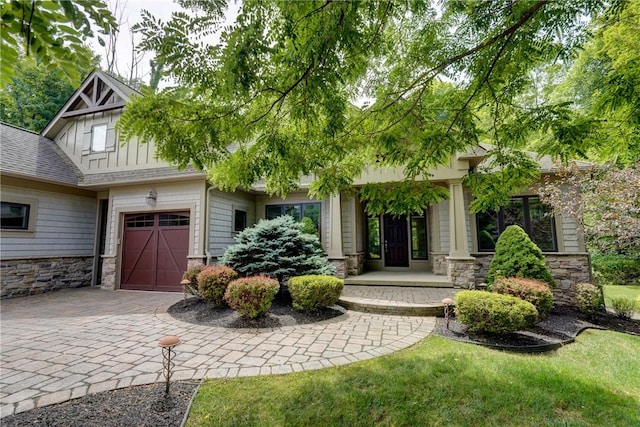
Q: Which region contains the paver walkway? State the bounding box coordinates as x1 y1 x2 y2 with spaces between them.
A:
0 287 435 417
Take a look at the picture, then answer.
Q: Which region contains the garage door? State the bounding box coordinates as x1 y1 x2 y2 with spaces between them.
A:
121 212 190 292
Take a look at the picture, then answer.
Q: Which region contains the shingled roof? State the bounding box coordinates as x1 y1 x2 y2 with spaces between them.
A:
0 122 82 186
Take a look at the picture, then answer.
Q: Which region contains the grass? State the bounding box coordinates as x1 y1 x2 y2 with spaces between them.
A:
603 285 640 307
186 330 640 427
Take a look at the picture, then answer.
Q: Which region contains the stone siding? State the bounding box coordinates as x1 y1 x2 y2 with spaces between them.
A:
1 256 94 298
431 253 448 276
473 252 591 306
100 256 117 290
345 252 365 276
447 257 476 289
330 258 347 279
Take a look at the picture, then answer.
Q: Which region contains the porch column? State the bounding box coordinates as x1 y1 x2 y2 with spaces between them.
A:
328 193 347 278
448 179 470 257
446 179 475 288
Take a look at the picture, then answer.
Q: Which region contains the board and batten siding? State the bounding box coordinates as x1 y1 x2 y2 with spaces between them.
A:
54 110 169 172
106 181 205 257
0 186 96 259
208 190 256 257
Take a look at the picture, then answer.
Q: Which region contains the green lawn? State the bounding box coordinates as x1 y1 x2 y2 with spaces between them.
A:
603 285 640 307
186 330 640 427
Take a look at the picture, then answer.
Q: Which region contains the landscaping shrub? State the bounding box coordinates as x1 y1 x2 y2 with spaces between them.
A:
485 225 555 287
609 298 636 320
575 282 604 317
182 263 206 297
288 275 344 312
454 290 538 334
591 254 640 286
224 276 279 318
220 216 335 283
197 266 238 306
492 277 554 318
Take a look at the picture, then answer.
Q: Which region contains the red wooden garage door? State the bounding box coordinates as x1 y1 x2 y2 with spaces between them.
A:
121 212 190 292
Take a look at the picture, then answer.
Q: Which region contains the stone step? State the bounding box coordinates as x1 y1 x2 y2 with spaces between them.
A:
337 296 446 317
343 277 453 288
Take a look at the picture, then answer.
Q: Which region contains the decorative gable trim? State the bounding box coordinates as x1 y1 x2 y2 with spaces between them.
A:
42 71 137 139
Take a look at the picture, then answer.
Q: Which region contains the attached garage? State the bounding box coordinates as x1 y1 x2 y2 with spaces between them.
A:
121 212 190 292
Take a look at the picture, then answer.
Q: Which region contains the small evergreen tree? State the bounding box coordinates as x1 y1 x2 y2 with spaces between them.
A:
485 225 555 287
220 216 335 282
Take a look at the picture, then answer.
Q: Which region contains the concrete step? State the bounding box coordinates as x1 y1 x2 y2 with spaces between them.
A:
343 277 453 288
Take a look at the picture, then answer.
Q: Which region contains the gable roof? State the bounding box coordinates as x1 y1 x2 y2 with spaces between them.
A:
0 122 82 186
42 70 140 139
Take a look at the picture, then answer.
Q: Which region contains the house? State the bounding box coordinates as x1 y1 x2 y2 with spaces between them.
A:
0 71 591 303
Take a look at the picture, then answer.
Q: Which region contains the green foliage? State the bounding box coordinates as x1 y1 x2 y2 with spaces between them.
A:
0 0 116 84
182 263 206 296
575 282 604 317
485 225 555 287
0 54 97 132
454 290 538 334
119 1 614 212
224 276 279 318
359 181 449 217
609 298 636 320
299 217 318 236
592 254 640 286
492 277 554 318
196 266 238 306
219 216 335 282
288 275 344 312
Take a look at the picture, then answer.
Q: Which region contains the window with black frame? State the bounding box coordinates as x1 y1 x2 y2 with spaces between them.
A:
476 196 557 252
265 202 321 236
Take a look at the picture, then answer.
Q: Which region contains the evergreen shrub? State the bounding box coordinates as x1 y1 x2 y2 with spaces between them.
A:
454 290 538 334
197 266 238 306
183 263 206 297
485 225 555 287
220 216 335 282
575 282 603 317
288 275 344 312
492 277 554 318
224 276 279 318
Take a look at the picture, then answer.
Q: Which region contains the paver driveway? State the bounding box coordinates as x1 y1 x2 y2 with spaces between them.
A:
0 287 435 417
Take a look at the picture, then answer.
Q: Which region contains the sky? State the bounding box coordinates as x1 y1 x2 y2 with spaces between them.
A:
91 0 239 86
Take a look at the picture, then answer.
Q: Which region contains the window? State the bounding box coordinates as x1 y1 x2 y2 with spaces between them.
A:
410 213 428 259
477 196 557 252
234 209 247 232
125 214 154 228
366 215 381 259
91 124 107 152
159 214 190 227
265 202 321 235
1 202 30 230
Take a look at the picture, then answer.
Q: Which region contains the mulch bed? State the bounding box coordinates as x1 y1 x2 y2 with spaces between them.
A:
2 381 199 427
5 304 638 425
167 293 347 329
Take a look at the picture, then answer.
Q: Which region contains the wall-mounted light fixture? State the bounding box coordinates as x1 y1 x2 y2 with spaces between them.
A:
146 190 157 206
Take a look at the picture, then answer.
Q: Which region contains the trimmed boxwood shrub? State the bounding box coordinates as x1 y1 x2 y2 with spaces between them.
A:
575 282 603 317
197 266 238 306
485 225 555 287
220 216 335 282
224 276 279 318
289 275 344 312
454 290 538 334
182 263 206 297
492 277 554 318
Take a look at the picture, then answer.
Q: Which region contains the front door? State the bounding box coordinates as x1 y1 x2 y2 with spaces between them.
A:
383 215 409 267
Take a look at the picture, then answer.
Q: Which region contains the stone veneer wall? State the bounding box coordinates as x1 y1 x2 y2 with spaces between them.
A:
329 258 347 279
100 255 117 290
473 253 591 306
1 256 94 298
431 253 448 276
447 257 476 288
345 252 365 276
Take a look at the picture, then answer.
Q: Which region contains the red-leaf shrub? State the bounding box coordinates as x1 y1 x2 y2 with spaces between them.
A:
197 266 238 306
492 277 554 318
182 263 206 296
224 276 279 318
